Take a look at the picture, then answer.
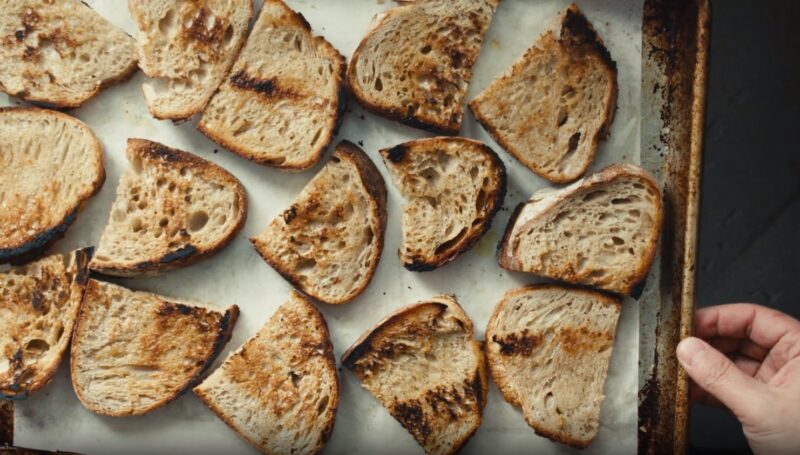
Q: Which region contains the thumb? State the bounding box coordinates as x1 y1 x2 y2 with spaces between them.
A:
677 337 767 419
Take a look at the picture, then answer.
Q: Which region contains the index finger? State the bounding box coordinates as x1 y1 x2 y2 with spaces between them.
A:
695 303 800 350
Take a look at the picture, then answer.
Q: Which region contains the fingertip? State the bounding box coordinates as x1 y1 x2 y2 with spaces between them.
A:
677 337 708 368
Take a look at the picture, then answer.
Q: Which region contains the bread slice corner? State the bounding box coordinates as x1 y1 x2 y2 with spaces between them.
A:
198 0 347 171
347 0 499 134
70 279 238 416
193 290 338 454
380 137 506 271
469 3 617 183
0 0 138 108
0 108 105 264
486 284 621 448
0 248 92 399
342 295 487 455
129 0 254 120
498 163 661 296
90 138 247 276
250 140 387 305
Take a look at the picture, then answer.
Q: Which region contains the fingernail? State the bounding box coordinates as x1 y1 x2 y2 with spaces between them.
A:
676 337 706 367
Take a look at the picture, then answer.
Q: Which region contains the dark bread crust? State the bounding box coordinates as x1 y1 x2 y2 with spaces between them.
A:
193 291 338 455
0 248 93 399
198 0 347 171
342 296 487 455
498 164 662 296
468 3 618 184
485 284 621 449
379 137 507 271
251 141 387 305
90 139 248 277
70 279 239 417
0 108 105 264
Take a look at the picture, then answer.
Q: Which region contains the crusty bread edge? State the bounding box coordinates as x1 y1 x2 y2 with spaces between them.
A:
0 108 105 264
485 283 621 449
193 291 339 455
497 164 662 296
0 248 93 399
468 3 618 184
198 2 348 171
379 137 507 271
139 1 255 122
250 140 387 305
346 5 463 135
341 296 488 455
70 279 240 417
89 138 248 277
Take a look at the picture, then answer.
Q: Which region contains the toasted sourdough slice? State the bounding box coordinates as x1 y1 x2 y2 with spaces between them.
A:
199 0 346 171
347 0 499 134
499 164 662 296
194 291 338 455
0 0 138 108
342 295 487 455
469 4 618 183
70 279 238 416
0 248 92 399
380 137 506 271
251 141 387 305
486 285 621 448
0 108 105 264
129 0 253 120
91 139 247 276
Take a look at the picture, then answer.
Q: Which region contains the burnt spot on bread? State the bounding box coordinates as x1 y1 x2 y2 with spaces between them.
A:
492 329 542 356
158 301 196 317
403 258 437 272
282 205 298 224
229 71 306 101
0 210 76 265
159 244 198 264
293 11 312 32
561 6 617 73
73 247 94 286
30 289 44 312
393 401 432 442
384 145 408 163
183 8 228 46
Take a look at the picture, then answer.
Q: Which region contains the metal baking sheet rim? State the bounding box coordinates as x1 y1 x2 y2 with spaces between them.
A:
638 0 710 454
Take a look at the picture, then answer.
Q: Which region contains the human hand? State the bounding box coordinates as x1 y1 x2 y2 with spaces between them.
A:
676 303 800 455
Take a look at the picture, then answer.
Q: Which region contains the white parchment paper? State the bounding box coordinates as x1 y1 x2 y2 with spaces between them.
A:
8 1 642 453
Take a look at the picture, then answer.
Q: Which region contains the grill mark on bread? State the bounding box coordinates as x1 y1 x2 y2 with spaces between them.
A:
393 401 432 442
229 71 306 101
492 330 543 356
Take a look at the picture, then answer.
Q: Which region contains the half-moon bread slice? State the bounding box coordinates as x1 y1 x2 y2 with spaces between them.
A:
91 138 247 276
194 291 338 455
380 137 506 271
250 141 387 305
485 285 621 448
498 163 662 296
0 248 92 399
347 0 499 134
129 0 253 120
342 295 487 455
469 4 618 183
0 108 105 264
0 0 138 108
70 279 238 416
198 0 346 171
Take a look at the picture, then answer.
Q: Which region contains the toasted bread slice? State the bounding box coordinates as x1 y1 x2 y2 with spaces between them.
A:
91 139 247 276
469 4 618 183
486 285 621 448
70 279 238 416
0 248 92 399
199 0 346 171
342 295 487 455
0 0 137 109
380 137 506 271
194 291 337 455
251 141 387 305
347 0 499 134
129 0 253 120
0 108 105 264
498 164 662 296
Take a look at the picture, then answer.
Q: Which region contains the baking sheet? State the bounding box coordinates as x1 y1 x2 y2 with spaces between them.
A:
6 1 643 453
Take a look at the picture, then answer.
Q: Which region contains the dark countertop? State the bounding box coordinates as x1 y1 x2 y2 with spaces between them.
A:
692 0 800 450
